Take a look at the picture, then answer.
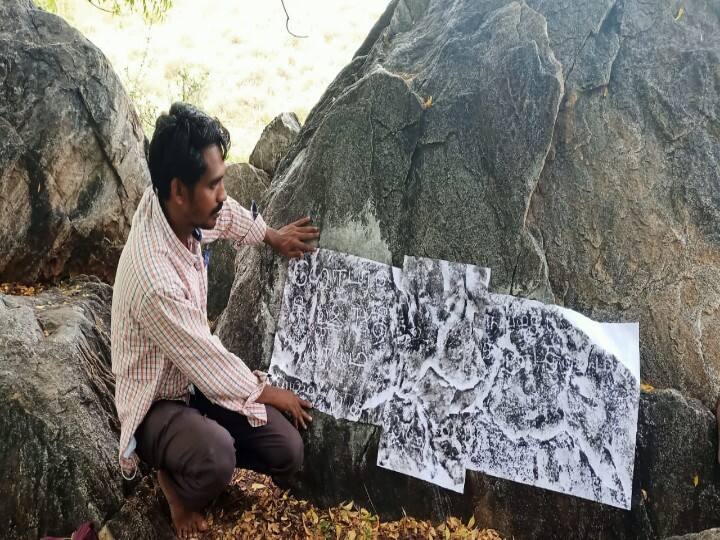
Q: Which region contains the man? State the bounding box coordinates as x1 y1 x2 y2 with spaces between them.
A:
111 102 317 538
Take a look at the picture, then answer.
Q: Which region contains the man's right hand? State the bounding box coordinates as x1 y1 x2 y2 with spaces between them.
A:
257 385 313 429
263 217 320 258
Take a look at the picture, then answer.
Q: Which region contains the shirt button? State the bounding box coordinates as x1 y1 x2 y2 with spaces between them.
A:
194 261 202 270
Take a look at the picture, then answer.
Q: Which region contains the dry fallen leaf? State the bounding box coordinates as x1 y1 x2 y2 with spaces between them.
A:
0 283 45 297
693 474 700 487
201 469 505 540
675 6 685 21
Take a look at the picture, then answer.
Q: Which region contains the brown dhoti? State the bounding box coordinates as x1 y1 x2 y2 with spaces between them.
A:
135 390 303 511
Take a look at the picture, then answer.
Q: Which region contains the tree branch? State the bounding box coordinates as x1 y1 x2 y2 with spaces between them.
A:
86 0 116 14
280 0 308 38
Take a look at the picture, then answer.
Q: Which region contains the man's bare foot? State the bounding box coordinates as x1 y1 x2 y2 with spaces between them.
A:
157 469 208 538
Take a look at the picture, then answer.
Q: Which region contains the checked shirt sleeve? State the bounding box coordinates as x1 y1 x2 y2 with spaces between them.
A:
138 284 268 424
201 195 267 246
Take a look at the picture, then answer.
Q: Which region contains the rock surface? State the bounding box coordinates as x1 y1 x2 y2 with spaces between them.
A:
0 0 148 284
0 277 122 539
286 389 720 539
632 389 720 538
218 0 720 405
667 529 720 540
99 477 175 540
207 162 270 320
215 0 720 537
528 0 720 408
248 112 301 176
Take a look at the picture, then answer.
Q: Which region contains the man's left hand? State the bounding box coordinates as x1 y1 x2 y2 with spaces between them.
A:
264 216 319 258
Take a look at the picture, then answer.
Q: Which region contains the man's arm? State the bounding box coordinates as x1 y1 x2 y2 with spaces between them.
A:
138 284 268 419
138 284 314 428
200 195 267 245
200 196 320 256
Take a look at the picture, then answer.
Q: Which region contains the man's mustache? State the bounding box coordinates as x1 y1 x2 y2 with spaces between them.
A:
212 202 223 214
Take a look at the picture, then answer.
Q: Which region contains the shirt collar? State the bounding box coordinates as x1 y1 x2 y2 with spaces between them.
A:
150 187 199 267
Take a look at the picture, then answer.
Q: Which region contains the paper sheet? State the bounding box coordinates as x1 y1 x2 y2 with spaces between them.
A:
269 249 639 508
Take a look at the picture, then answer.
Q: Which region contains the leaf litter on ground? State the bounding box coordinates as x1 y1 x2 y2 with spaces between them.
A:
0 283 44 296
199 469 504 540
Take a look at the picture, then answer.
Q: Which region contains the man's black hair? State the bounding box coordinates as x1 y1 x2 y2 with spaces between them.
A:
148 102 231 200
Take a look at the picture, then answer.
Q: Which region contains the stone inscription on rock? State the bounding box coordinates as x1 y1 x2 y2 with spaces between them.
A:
270 248 639 509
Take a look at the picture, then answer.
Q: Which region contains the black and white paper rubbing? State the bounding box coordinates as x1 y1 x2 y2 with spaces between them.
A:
270 248 639 509
464 294 639 509
378 288 639 508
269 249 406 424
376 256 492 492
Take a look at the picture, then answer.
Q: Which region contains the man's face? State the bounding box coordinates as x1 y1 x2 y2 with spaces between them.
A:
188 145 227 230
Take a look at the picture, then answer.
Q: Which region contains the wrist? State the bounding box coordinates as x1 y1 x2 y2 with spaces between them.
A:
257 384 277 405
263 227 279 250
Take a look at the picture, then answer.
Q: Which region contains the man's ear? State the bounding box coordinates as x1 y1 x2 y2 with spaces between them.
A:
169 177 187 205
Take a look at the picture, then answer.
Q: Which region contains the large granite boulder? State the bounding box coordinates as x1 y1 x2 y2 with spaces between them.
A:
632 389 720 538
0 277 122 538
0 0 148 284
528 0 720 408
214 0 720 537
207 163 270 320
281 388 720 539
668 530 720 540
0 277 175 539
217 0 564 367
248 112 301 176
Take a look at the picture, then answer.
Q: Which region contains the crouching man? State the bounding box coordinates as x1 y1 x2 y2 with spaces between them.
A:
111 102 317 538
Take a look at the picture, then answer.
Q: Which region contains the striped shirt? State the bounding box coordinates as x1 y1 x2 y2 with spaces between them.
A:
111 185 268 475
